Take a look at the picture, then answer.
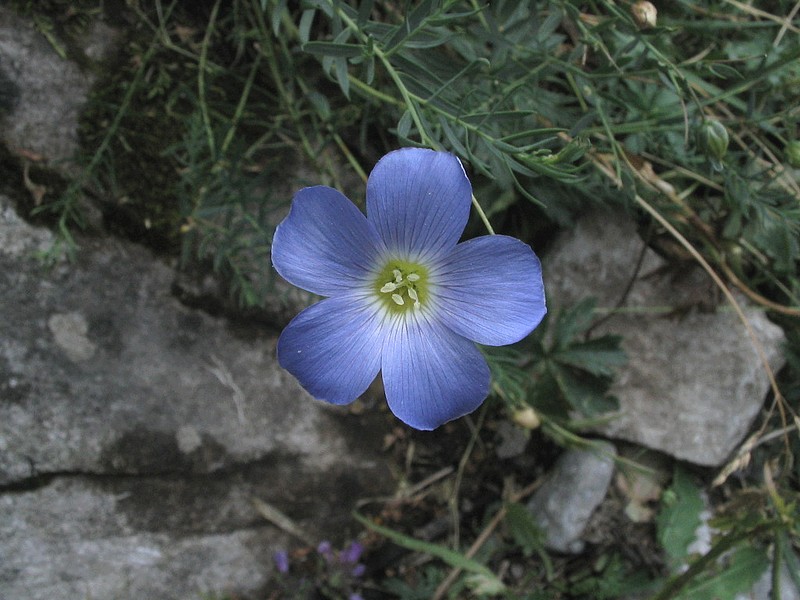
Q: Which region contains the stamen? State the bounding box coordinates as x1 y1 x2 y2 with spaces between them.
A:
376 262 427 312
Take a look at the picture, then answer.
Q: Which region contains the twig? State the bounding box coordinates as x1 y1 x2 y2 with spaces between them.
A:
252 497 315 546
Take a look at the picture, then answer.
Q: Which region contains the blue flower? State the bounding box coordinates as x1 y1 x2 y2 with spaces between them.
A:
271 148 546 430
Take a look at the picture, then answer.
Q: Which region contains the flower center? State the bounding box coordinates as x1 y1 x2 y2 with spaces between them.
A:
374 259 428 314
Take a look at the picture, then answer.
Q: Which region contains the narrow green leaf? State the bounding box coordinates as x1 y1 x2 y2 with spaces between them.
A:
333 56 350 98
269 0 287 35
676 546 769 600
353 511 505 590
397 110 413 139
298 9 316 44
438 116 470 157
778 532 800 591
302 41 363 58
357 0 374 26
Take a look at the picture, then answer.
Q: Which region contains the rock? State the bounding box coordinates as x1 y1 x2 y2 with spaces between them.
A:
0 7 115 165
494 421 530 459
0 195 392 598
543 211 785 467
0 478 289 600
526 442 617 553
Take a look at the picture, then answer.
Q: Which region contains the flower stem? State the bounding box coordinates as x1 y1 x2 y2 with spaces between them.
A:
471 194 495 235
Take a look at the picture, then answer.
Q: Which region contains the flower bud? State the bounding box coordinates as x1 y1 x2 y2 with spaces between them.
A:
512 406 541 430
697 119 729 167
631 1 657 29
785 140 800 168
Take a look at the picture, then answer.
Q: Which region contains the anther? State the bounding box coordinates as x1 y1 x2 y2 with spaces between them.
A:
393 269 403 283
380 282 397 293
407 273 420 282
391 293 405 306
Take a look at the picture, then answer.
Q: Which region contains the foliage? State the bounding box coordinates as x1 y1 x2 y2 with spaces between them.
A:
655 466 705 566
566 553 655 600
488 297 626 424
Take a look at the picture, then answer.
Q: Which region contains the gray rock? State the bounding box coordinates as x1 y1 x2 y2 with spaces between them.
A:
0 195 392 598
543 211 785 467
0 478 288 600
0 7 111 165
526 442 617 553
0 194 388 484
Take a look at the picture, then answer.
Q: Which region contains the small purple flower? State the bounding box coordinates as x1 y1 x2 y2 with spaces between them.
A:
351 563 366 578
340 541 363 565
317 540 334 561
272 148 546 430
273 550 290 574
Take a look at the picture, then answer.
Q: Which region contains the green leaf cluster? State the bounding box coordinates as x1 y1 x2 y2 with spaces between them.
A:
489 298 626 422
655 466 705 565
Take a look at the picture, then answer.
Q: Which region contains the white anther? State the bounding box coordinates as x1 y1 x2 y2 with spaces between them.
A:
407 288 418 302
380 282 397 293
393 269 403 283
391 293 405 306
406 273 420 282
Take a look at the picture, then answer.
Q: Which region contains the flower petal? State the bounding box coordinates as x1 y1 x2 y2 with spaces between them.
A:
381 316 489 430
272 186 383 296
277 295 383 405
433 235 546 346
366 148 471 261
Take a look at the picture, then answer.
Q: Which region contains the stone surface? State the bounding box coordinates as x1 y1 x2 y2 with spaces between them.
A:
0 478 289 600
0 7 113 165
0 195 392 598
526 442 617 554
543 211 785 467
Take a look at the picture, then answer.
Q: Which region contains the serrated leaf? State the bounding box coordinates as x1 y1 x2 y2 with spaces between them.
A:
549 362 619 416
528 370 570 419
504 502 555 580
656 467 704 564
554 336 626 378
504 502 546 557
552 298 597 348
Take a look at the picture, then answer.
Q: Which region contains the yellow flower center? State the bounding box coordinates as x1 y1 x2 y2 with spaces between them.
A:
374 259 429 314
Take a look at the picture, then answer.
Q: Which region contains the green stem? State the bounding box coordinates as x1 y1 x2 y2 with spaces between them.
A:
329 0 497 233
198 0 222 157
648 522 779 600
